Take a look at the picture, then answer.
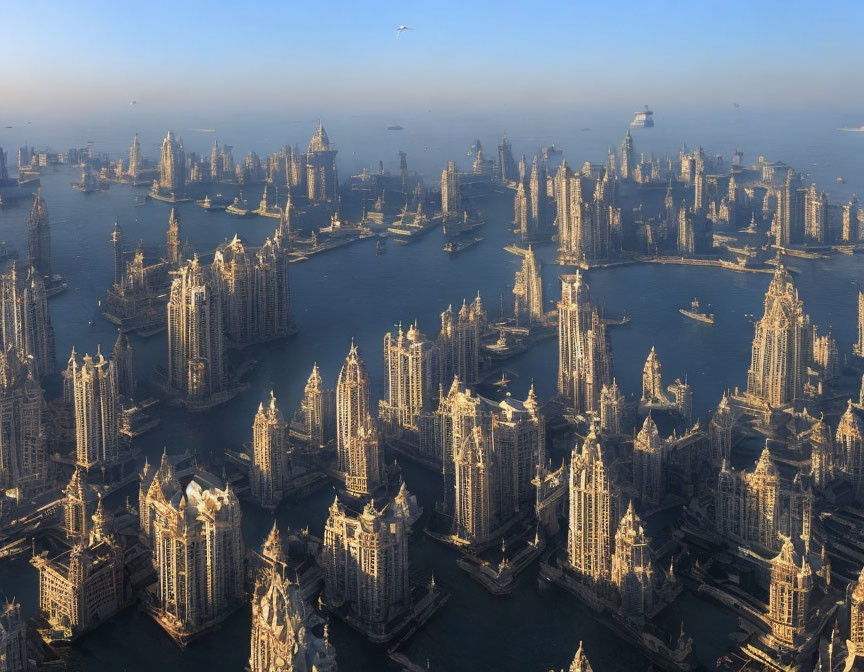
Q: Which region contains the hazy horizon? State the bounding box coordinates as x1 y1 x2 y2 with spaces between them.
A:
3 0 863 115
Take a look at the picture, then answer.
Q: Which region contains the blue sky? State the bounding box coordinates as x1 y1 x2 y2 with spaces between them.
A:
2 0 862 114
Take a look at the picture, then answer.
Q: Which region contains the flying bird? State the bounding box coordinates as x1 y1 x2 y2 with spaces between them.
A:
129 100 137 106
396 25 413 38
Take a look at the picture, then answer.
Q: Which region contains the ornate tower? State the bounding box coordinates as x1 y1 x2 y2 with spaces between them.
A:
250 393 287 509
27 190 51 278
767 537 812 649
633 415 663 507
166 208 181 266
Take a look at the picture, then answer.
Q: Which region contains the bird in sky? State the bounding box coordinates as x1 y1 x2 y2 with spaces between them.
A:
396 25 413 38
129 100 137 105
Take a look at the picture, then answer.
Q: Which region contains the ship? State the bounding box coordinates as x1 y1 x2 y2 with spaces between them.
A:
541 144 563 160
386 124 404 131
630 105 654 128
225 192 250 216
679 298 714 324
444 236 484 254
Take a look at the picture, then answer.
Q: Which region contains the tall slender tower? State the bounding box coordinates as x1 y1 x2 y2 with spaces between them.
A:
855 291 864 357
774 170 804 247
437 296 485 386
850 566 864 658
28 190 51 278
599 379 625 435
110 220 123 287
767 537 812 649
843 197 859 243
0 599 27 672
497 133 517 183
567 430 612 586
380 323 436 434
158 131 185 192
513 246 544 325
300 364 325 448
804 183 828 243
453 425 496 546
620 129 634 180
558 273 612 414
441 161 461 218
836 399 864 501
166 256 225 400
641 347 665 404
708 394 735 465
336 343 370 471
746 260 810 407
67 348 120 471
127 134 142 179
528 155 547 236
166 208 181 266
306 122 338 202
110 329 135 399
632 415 663 507
250 392 287 509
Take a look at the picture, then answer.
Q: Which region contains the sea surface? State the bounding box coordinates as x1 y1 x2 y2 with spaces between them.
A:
0 111 862 671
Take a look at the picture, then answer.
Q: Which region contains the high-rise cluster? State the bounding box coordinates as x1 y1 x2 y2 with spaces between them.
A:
0 262 55 377
438 295 486 387
380 323 437 436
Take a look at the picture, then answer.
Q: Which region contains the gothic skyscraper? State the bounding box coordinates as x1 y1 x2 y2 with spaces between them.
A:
27 190 51 278
158 130 186 193
441 160 461 218
166 256 225 401
513 246 544 325
558 273 612 415
306 122 338 202
746 260 810 407
380 323 436 435
250 393 287 509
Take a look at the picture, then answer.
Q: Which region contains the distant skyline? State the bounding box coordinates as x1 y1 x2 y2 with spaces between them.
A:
2 0 863 115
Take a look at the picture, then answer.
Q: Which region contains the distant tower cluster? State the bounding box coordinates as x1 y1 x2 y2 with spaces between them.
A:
437 295 486 386
0 263 55 377
441 160 461 218
558 273 612 415
746 260 810 407
166 256 226 401
142 464 244 643
513 246 544 325
306 122 338 202
28 190 52 278
158 130 186 193
321 498 411 640
556 165 619 264
335 344 381 497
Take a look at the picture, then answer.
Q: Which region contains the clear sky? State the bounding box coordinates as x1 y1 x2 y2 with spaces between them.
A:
2 0 862 115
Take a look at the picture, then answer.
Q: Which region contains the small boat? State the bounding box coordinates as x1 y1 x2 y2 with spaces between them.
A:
837 177 846 184
444 236 484 254
679 298 714 324
226 192 250 216
375 239 386 255
386 124 404 131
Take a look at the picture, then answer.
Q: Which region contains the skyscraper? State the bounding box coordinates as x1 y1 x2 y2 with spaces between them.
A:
611 502 655 622
558 273 612 415
437 295 485 386
110 220 123 287
336 343 369 471
836 400 864 501
809 414 834 489
850 566 864 658
250 392 287 509
64 468 91 543
380 323 437 434
27 190 51 278
746 260 810 407
497 133 517 183
804 183 828 243
441 160 461 218
843 197 859 243
321 497 411 641
767 537 812 649
306 122 338 202
453 425 496 545
0 264 55 378
774 170 804 247
0 600 26 672
249 526 338 672
567 430 612 586
599 379 625 435
65 348 121 471
299 364 325 449
158 131 185 193
147 469 244 644
855 291 864 357
166 256 225 400
0 347 48 498
127 133 142 179
528 155 548 238
708 394 735 466
641 347 665 405
620 129 634 180
632 415 663 507
513 246 544 325
166 208 181 266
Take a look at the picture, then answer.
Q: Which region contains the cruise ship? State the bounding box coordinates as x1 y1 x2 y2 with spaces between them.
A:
679 298 714 324
631 106 654 128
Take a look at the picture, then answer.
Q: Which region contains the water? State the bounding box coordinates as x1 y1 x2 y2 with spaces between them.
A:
0 114 863 671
